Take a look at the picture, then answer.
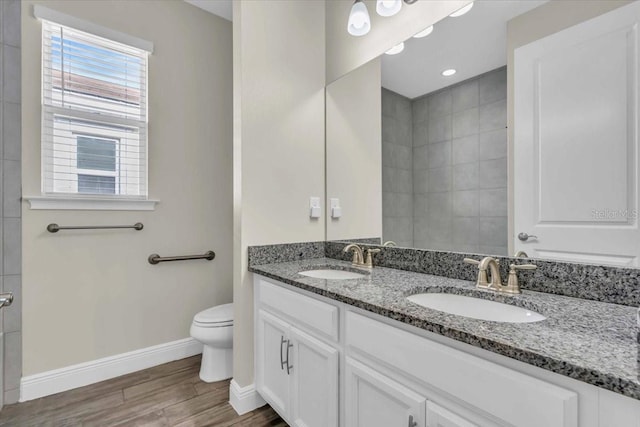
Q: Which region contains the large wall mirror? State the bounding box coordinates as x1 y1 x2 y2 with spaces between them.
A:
325 0 639 267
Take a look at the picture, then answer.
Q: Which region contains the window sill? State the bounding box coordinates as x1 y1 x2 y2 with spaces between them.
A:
24 196 159 211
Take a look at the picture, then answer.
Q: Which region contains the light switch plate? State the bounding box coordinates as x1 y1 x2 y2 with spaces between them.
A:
330 198 342 218
310 197 321 218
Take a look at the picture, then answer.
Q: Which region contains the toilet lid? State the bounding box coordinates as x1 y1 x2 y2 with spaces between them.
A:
194 303 233 326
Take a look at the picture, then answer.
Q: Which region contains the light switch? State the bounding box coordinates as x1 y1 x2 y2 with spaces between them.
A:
330 198 342 218
309 197 321 218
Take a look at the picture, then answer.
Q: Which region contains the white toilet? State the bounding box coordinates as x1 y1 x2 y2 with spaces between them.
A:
190 303 233 382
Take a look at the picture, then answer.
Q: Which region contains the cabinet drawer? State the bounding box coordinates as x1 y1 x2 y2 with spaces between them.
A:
346 311 577 427
257 278 339 341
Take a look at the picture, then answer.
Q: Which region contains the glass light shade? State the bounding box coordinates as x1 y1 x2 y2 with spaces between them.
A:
449 2 474 17
413 25 434 38
376 0 402 17
442 68 457 76
348 0 371 36
385 42 405 55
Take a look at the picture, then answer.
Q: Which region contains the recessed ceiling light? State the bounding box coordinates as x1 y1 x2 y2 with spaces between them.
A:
385 42 405 55
413 25 434 38
449 2 473 17
442 69 457 76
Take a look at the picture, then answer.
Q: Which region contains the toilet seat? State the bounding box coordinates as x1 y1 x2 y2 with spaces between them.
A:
193 303 233 328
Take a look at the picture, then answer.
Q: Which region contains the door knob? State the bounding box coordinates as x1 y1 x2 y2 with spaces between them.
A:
518 232 538 242
0 292 13 308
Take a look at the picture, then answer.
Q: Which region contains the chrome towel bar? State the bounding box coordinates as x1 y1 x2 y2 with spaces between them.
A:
148 251 215 265
47 223 144 233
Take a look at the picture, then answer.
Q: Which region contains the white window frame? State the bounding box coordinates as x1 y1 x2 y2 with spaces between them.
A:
26 6 158 211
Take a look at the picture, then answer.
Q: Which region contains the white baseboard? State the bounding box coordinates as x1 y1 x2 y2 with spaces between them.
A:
20 337 203 402
229 379 266 415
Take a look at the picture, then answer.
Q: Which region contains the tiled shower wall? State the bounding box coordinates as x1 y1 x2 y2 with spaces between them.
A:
1 0 22 404
382 67 508 255
381 89 413 247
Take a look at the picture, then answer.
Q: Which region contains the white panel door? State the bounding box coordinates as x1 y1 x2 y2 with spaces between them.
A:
256 309 291 419
514 2 640 266
345 357 426 427
427 401 477 427
289 327 339 427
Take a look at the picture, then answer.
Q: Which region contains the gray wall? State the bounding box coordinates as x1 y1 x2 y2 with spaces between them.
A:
0 0 22 404
382 67 508 255
381 89 413 247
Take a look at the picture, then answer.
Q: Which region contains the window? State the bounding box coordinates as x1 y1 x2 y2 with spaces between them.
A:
41 18 149 199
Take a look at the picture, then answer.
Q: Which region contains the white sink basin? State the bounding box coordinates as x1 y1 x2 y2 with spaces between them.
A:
407 293 545 323
299 269 366 280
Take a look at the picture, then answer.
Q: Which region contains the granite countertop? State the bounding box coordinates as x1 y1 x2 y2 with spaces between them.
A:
249 257 640 400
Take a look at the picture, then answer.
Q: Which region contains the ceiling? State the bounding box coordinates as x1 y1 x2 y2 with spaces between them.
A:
184 0 232 21
382 0 547 99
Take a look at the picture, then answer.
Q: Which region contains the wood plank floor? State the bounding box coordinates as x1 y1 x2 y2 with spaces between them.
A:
0 355 287 426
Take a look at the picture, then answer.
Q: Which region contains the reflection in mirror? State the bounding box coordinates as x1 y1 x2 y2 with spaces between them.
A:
326 0 640 267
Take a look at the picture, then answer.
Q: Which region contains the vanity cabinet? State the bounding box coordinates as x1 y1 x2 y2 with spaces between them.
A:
255 280 339 427
254 275 639 427
345 357 427 427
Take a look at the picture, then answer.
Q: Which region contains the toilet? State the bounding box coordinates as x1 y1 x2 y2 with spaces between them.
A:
190 303 233 382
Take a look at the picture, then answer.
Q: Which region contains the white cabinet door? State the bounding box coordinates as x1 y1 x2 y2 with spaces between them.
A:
427 401 477 427
289 327 339 427
256 309 291 418
345 357 426 427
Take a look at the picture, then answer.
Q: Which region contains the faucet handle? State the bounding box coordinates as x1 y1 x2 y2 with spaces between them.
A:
365 248 381 268
505 263 537 294
463 258 480 266
510 263 537 271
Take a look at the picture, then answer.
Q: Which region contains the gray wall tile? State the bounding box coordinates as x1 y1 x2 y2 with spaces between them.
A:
452 134 478 165
2 1 20 48
383 68 506 256
428 166 452 192
3 275 19 333
428 115 451 144
479 67 506 105
428 89 452 118
479 188 508 217
1 4 21 402
3 160 20 218
4 331 21 392
413 144 428 171
3 218 20 275
479 128 507 161
479 217 508 247
453 190 479 217
479 158 507 189
452 107 479 139
3 102 20 161
452 80 479 113
427 141 451 169
453 162 479 191
479 99 507 133
2 45 20 103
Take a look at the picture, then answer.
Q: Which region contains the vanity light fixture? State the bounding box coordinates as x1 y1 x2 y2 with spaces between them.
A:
348 0 417 36
413 25 434 38
376 0 402 17
348 0 371 36
385 42 405 55
449 2 474 17
442 68 457 76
